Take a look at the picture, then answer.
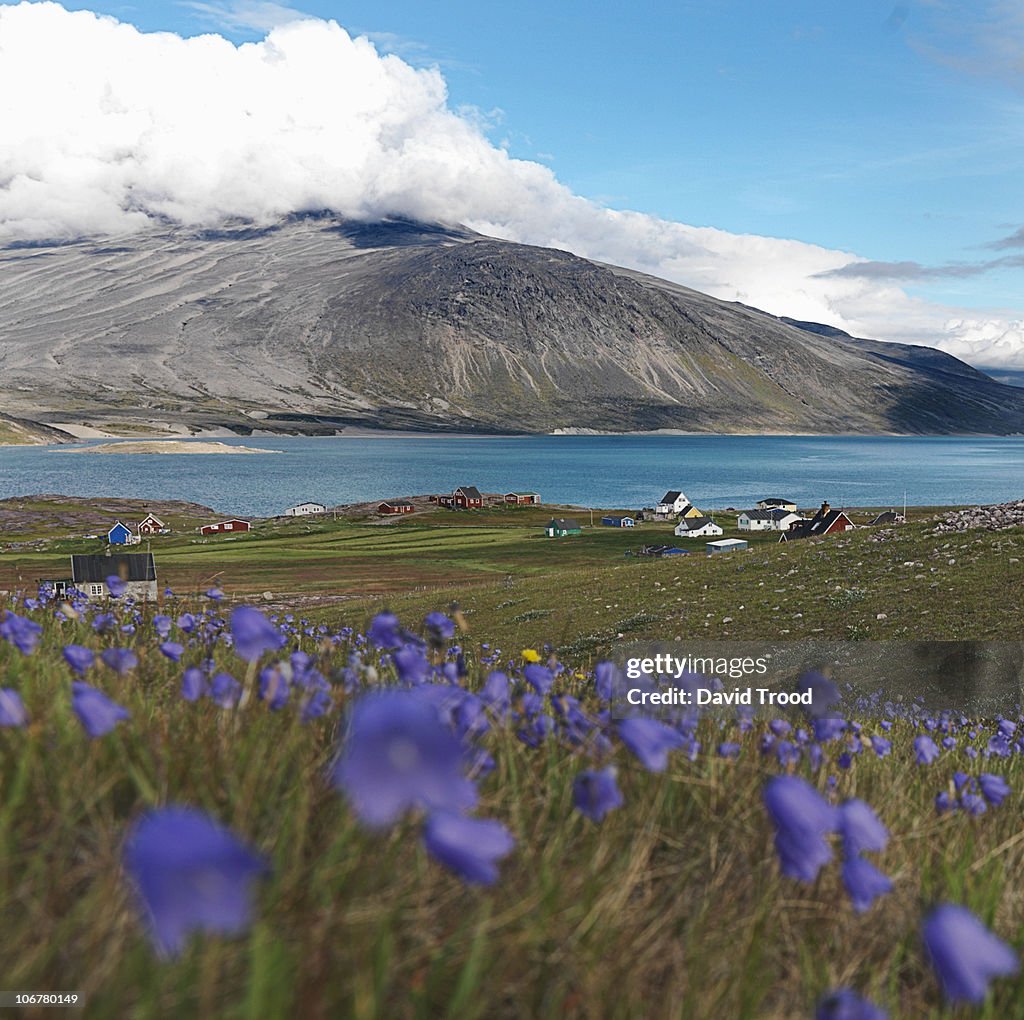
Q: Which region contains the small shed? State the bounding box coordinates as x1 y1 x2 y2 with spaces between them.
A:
601 515 635 528
869 510 905 525
505 492 541 505
707 538 749 555
545 518 582 538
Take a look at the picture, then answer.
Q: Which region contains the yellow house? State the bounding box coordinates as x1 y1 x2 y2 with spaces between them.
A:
679 503 704 519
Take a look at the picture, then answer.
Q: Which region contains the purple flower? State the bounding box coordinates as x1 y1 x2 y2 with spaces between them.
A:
936 791 956 814
815 988 887 1019
979 773 1011 807
839 799 888 856
573 767 624 823
181 667 208 702
230 606 285 662
159 641 185 662
523 663 554 696
210 672 242 709
961 792 987 816
594 661 620 701
153 614 173 638
923 904 1019 1004
813 716 846 743
332 690 478 828
123 807 268 958
205 587 224 601
106 574 127 598
717 742 741 759
914 735 940 765
72 682 130 738
424 611 456 642
258 667 289 710
0 611 42 655
63 644 95 675
618 718 686 772
393 644 430 685
763 776 838 882
101 647 138 675
841 855 893 913
870 735 891 758
798 672 842 716
0 688 28 728
422 811 515 885
367 611 402 649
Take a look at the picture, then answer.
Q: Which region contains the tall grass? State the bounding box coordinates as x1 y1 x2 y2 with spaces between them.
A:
1 593 1023 1018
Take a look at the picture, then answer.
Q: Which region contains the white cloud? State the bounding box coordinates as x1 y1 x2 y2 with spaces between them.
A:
1 2 1023 368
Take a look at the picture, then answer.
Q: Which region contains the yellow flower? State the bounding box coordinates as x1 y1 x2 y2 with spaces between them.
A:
521 648 541 663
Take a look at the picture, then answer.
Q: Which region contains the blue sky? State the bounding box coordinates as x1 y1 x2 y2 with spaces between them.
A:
58 1 1024 310
5 1 1024 368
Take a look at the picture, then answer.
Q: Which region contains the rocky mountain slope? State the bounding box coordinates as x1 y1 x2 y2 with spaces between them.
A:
2 214 1024 435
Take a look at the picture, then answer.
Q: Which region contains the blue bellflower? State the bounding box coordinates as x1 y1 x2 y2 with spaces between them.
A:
230 606 286 662
422 811 514 885
0 688 28 727
332 690 478 828
763 775 838 882
72 682 130 738
123 806 269 958
923 904 1019 1004
815 987 888 1020
573 767 624 823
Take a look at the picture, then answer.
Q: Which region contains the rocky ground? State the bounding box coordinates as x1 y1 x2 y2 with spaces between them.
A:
931 499 1024 533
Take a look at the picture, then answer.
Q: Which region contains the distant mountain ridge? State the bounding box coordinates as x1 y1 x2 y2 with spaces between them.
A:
1 213 1024 436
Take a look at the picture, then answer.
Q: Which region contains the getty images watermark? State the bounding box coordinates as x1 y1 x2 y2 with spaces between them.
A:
624 652 812 708
609 640 1024 720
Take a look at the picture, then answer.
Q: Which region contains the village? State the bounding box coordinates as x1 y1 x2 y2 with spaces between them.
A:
18 483 909 603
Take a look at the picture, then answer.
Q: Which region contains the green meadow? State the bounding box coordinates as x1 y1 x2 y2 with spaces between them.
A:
1 497 1020 655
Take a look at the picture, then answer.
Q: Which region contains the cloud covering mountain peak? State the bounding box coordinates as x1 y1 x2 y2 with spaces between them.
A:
1 1 1022 369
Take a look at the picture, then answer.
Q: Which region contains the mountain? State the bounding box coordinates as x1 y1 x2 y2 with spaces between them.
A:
0 412 73 446
2 213 1024 436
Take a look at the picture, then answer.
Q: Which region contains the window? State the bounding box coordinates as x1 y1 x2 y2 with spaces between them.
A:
90 584 104 596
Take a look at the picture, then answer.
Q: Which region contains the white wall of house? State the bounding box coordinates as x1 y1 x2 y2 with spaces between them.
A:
738 515 774 531
286 503 326 516
675 521 723 538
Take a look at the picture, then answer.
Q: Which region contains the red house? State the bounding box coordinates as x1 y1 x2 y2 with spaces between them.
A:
452 486 483 509
379 500 415 515
137 513 167 535
505 491 540 505
779 502 854 542
199 518 251 536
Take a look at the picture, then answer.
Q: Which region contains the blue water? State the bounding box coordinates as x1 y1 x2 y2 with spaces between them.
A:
1 435 1022 516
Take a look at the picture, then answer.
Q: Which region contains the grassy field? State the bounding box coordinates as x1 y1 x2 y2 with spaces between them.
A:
4 497 1007 661
2 587 1024 1017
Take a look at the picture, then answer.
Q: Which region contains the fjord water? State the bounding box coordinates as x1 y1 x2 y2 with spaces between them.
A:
1 434 1023 517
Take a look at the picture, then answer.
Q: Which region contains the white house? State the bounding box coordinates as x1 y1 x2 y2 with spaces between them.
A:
284 502 326 517
71 552 158 601
769 510 804 531
656 490 689 515
756 498 798 513
674 516 723 538
739 509 804 532
738 511 776 532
